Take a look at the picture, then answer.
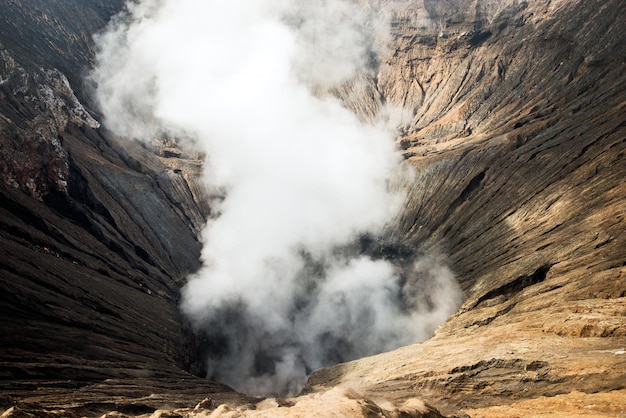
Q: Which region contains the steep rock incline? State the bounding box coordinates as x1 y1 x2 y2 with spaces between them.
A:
0 0 124 95
0 1 253 414
309 0 626 415
0 0 625 416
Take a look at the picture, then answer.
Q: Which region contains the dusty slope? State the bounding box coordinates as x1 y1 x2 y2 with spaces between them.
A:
306 0 626 415
0 0 625 417
0 1 253 414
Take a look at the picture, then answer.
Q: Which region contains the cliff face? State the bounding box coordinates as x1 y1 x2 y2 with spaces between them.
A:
1 0 625 417
310 0 626 415
0 1 252 414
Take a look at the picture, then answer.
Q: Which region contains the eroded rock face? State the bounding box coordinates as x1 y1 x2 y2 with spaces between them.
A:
306 0 626 415
0 0 625 417
0 1 242 414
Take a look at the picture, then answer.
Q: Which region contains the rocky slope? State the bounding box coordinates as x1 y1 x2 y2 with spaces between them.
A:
1 0 625 417
309 0 626 415
0 1 252 414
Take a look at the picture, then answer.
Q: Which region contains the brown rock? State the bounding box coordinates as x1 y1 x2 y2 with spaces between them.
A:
193 398 214 411
0 0 625 417
228 388 443 418
304 0 626 416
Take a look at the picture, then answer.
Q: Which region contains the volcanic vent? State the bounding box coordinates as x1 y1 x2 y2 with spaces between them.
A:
1 0 625 415
90 0 462 396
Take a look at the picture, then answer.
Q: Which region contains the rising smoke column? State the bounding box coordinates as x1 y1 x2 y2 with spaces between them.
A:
91 0 462 396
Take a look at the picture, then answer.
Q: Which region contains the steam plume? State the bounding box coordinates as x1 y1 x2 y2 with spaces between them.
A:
91 0 462 396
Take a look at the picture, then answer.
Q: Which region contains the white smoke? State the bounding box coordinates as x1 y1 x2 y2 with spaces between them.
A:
91 0 461 396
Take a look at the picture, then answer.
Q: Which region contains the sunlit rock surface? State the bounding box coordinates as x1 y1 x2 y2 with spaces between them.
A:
1 0 625 416
309 0 626 415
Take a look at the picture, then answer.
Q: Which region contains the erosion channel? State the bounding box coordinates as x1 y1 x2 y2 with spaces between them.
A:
0 0 625 417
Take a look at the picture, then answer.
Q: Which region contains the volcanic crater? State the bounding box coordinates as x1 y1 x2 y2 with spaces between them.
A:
1 0 625 417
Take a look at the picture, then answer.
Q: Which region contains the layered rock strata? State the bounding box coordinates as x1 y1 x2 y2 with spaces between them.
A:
308 0 626 415
0 0 625 417
0 1 249 414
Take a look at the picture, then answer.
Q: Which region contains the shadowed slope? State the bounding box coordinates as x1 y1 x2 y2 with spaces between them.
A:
0 1 253 413
0 0 625 416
